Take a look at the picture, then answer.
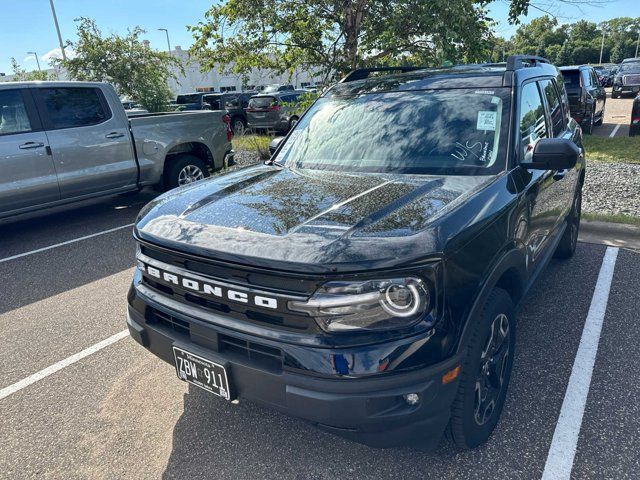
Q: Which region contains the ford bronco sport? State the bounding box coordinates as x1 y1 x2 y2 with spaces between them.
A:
127 56 585 450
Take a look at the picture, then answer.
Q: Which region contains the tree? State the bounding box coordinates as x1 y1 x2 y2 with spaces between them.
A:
9 58 55 81
54 18 182 112
510 16 568 59
189 0 496 83
555 41 572 65
610 38 626 63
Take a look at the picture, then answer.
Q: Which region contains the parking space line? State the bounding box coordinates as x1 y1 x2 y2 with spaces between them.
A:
0 330 128 401
541 246 619 480
0 223 134 264
609 124 621 138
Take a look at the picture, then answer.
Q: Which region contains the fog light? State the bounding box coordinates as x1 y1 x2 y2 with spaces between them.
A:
403 393 420 405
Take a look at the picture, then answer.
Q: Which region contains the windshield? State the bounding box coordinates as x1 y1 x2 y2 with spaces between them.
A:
619 63 640 74
274 89 509 175
176 94 201 104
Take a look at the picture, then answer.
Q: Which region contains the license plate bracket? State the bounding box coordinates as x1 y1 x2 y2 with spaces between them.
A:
173 346 231 400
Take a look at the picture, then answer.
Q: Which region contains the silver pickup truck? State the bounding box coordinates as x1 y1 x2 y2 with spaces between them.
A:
0 81 233 219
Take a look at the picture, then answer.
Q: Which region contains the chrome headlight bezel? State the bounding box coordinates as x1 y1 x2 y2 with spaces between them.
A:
289 273 437 333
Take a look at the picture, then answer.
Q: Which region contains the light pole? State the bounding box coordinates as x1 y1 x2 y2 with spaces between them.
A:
158 28 172 55
599 27 606 64
49 0 67 61
27 52 41 71
636 30 639 58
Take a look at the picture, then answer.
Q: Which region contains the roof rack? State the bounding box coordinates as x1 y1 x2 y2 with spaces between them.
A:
506 55 550 71
339 66 429 83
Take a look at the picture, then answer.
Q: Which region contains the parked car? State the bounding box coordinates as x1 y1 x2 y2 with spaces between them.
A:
559 65 606 133
0 81 233 219
171 92 210 111
203 92 256 133
612 62 640 98
246 91 307 132
631 94 640 136
127 56 585 450
593 65 614 87
261 84 295 94
621 57 640 64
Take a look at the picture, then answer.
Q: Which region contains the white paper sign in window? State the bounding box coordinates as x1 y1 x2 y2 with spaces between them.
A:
476 111 497 131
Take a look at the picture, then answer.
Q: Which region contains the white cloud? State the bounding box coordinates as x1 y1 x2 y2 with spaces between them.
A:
23 53 37 63
42 47 75 63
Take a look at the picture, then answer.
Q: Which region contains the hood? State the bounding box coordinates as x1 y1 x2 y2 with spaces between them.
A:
135 165 496 272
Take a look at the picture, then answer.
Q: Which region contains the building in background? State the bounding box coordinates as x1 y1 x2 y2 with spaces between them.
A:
1 44 322 96
165 45 321 94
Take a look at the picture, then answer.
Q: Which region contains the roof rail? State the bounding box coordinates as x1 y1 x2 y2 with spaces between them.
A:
506 55 550 71
339 66 429 83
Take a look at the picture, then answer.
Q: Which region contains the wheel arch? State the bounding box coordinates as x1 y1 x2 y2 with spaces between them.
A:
455 248 527 355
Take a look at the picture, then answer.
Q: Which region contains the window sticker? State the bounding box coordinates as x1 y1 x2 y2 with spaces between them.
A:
477 111 497 131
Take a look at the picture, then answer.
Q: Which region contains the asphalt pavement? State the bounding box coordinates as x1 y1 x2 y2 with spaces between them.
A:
1 189 639 480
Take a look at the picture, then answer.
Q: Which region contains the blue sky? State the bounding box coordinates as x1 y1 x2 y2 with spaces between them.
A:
0 0 637 74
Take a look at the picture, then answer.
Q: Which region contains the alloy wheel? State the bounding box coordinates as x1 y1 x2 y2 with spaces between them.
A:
177 165 205 186
474 313 511 426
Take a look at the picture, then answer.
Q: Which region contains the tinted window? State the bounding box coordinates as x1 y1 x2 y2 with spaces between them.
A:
540 80 564 137
276 89 510 175
176 94 202 104
40 88 108 129
519 82 547 161
0 90 32 135
619 63 640 74
562 70 580 87
248 96 277 109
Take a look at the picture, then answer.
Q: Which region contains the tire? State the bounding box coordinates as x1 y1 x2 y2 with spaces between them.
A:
594 102 604 126
447 288 516 450
231 117 246 135
554 188 582 259
582 112 594 135
612 91 620 99
164 154 209 190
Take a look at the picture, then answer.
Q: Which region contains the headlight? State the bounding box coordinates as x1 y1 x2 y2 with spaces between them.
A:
289 277 431 333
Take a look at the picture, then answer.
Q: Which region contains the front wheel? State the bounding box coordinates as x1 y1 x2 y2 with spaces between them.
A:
447 288 516 449
554 189 582 259
164 154 209 190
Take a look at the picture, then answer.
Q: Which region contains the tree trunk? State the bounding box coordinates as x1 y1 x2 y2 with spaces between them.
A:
342 0 368 72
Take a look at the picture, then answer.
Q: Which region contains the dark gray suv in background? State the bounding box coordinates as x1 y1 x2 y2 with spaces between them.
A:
246 91 306 132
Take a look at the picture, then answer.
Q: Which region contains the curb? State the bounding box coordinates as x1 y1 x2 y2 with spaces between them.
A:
579 220 640 250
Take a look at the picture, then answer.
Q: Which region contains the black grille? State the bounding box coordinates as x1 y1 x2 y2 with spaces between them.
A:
150 309 190 336
219 334 283 372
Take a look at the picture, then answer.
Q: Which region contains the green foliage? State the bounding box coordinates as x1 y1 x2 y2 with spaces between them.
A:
583 136 640 165
189 0 498 83
283 91 318 116
494 15 640 65
10 58 56 81
53 18 182 112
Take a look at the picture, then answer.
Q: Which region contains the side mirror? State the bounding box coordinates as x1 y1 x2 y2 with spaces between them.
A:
523 138 580 171
269 136 285 157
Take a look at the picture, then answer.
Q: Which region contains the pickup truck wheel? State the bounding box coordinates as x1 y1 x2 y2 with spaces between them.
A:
554 189 582 259
447 288 515 450
232 118 246 135
164 155 209 190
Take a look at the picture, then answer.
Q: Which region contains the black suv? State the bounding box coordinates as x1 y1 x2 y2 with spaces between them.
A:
127 56 584 450
559 65 606 134
203 92 257 133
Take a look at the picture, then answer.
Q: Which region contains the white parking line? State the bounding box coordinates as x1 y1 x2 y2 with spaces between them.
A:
0 223 134 264
541 246 619 480
609 124 621 138
0 330 128 401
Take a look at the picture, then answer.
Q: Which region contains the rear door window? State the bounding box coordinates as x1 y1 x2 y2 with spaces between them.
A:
539 79 565 137
519 82 548 161
0 90 33 135
37 88 110 130
248 96 276 109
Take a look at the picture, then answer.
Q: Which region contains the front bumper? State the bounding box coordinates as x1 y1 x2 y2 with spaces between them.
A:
127 286 462 448
613 85 640 95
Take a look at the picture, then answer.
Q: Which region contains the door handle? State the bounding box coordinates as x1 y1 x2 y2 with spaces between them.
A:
553 169 567 181
105 132 125 139
19 141 45 149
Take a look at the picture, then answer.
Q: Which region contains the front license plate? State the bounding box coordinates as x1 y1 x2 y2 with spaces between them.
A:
173 347 231 400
